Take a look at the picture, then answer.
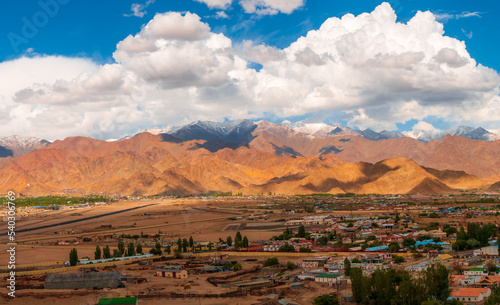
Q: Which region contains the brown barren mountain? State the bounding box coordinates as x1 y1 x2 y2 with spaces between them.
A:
250 121 500 178
0 131 490 196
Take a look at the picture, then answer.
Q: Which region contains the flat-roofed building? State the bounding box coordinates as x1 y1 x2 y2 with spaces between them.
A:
156 269 188 279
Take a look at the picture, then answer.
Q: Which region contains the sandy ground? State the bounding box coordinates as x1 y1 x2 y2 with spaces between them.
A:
0 254 336 305
0 198 299 265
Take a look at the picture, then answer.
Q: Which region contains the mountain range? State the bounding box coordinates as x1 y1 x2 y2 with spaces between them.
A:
0 120 498 196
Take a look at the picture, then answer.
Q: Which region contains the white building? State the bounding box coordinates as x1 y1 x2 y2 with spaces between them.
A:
480 246 498 256
449 288 491 304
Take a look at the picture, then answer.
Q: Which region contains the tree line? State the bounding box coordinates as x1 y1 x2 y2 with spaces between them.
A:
349 263 462 305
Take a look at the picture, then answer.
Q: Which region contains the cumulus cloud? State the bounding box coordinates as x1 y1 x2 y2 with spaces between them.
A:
237 40 285 64
113 12 239 89
240 0 305 15
195 0 233 10
2 3 500 140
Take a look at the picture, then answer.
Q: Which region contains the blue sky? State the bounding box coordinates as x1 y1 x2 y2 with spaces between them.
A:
2 1 498 69
0 0 499 139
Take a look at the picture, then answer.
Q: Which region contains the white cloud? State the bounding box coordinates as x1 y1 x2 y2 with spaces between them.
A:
113 12 238 89
238 40 285 64
434 11 482 22
412 121 436 131
215 11 229 19
240 0 304 15
124 0 156 18
145 12 211 41
195 0 233 10
461 29 473 39
2 3 500 140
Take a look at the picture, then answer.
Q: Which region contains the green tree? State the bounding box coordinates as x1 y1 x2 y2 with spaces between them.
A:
226 236 232 247
150 242 162 255
235 231 243 248
467 223 480 240
392 254 405 264
136 243 143 254
189 236 194 248
117 240 125 256
69 248 78 266
457 226 468 240
299 247 312 253
165 244 171 254
485 286 500 305
102 245 111 259
344 258 351 276
452 239 468 251
388 241 400 252
278 243 295 252
243 236 249 248
487 262 498 274
233 263 242 271
398 273 426 305
371 268 397 305
314 294 339 305
317 236 328 245
350 267 365 303
424 263 450 302
287 261 297 270
177 238 182 251
466 238 480 249
264 257 279 266
443 226 457 237
403 237 416 248
207 242 213 250
94 245 101 260
127 242 136 256
297 224 306 238
182 238 188 252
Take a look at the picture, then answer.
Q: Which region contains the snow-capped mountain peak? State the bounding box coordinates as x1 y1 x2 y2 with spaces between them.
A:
0 135 50 148
0 135 51 157
404 125 496 142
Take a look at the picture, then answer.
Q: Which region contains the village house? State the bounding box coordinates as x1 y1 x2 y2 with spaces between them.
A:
477 276 500 288
434 254 453 263
314 273 341 285
449 287 491 304
450 275 482 286
285 219 304 226
264 244 280 252
464 267 487 277
301 258 328 269
156 269 188 279
480 246 499 257
302 215 333 226
210 253 229 263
